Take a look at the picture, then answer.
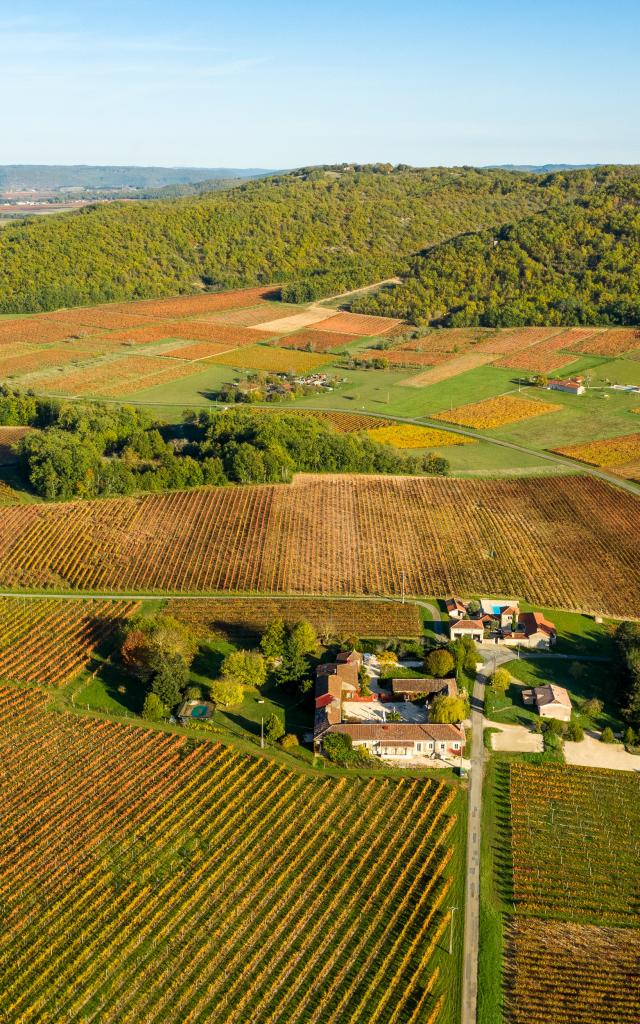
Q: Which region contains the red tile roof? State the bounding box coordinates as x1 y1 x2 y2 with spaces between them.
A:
324 722 465 742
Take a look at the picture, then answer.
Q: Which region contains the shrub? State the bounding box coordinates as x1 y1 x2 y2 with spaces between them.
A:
425 648 455 678
600 726 616 743
566 721 584 742
184 685 202 700
322 732 354 765
280 733 299 750
265 713 285 743
142 692 167 721
582 697 604 717
542 718 565 736
491 667 511 694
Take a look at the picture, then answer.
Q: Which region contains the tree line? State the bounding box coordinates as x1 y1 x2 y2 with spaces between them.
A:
0 387 448 501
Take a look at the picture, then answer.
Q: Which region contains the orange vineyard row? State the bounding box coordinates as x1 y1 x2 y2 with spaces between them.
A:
0 474 637 616
0 686 452 1024
0 597 138 686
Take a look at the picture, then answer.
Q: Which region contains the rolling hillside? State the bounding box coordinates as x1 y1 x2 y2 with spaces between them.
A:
354 168 640 326
0 166 580 314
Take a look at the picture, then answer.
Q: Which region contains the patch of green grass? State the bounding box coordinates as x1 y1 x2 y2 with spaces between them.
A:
506 659 621 731
478 757 510 1024
74 660 146 715
518 603 617 658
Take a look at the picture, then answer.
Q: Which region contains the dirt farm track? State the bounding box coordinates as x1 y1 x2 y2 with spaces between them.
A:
0 474 637 618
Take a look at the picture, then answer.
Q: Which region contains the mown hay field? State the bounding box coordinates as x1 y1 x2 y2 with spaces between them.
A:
0 685 456 1024
0 475 637 617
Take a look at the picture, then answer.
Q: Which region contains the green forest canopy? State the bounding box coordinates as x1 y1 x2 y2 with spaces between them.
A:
0 387 448 501
353 171 640 326
0 164 587 313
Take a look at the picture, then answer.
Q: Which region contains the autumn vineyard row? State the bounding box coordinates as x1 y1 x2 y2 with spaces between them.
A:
0 685 455 1024
0 475 637 617
0 597 138 686
503 763 640 1023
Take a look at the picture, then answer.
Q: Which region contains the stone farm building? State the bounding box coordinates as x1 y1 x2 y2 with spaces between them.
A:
313 650 464 760
391 677 458 700
522 684 572 722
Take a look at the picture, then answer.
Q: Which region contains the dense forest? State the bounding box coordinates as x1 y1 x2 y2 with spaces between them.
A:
0 165 571 313
354 170 640 325
0 387 447 500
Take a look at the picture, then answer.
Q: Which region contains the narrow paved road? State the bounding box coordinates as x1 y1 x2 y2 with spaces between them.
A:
461 661 488 1024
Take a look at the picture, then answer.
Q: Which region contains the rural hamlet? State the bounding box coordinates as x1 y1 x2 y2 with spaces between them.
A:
313 649 465 761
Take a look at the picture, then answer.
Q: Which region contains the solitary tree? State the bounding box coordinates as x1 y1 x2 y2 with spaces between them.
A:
260 619 286 661
425 648 455 678
210 678 244 707
142 692 167 721
430 694 469 724
491 668 511 694
221 650 267 688
265 713 285 743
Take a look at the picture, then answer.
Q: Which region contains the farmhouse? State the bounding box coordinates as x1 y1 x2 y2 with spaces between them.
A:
445 596 467 619
548 376 586 396
522 684 572 722
313 652 464 760
316 722 465 760
449 619 484 643
314 650 361 726
447 598 556 650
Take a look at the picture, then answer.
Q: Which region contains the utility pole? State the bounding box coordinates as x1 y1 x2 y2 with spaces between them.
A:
449 905 457 954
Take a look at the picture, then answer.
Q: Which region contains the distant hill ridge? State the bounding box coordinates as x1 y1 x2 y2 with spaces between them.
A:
0 165 273 191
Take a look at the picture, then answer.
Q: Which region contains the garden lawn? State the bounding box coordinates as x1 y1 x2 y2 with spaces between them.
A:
505 659 620 732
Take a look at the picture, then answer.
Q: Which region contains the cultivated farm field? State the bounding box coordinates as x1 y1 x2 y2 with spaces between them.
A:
508 763 640 926
0 597 138 686
0 425 30 464
167 597 423 642
505 919 640 1024
0 475 637 617
499 763 640 1024
553 432 640 467
0 685 457 1024
432 395 562 429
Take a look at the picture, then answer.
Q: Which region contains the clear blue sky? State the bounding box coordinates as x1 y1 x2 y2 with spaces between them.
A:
2 1 639 167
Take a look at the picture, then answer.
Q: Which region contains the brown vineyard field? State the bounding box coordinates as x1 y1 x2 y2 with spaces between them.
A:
167 597 422 642
0 475 637 616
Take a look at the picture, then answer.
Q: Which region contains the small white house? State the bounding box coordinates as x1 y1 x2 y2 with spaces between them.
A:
449 619 484 643
522 684 572 722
